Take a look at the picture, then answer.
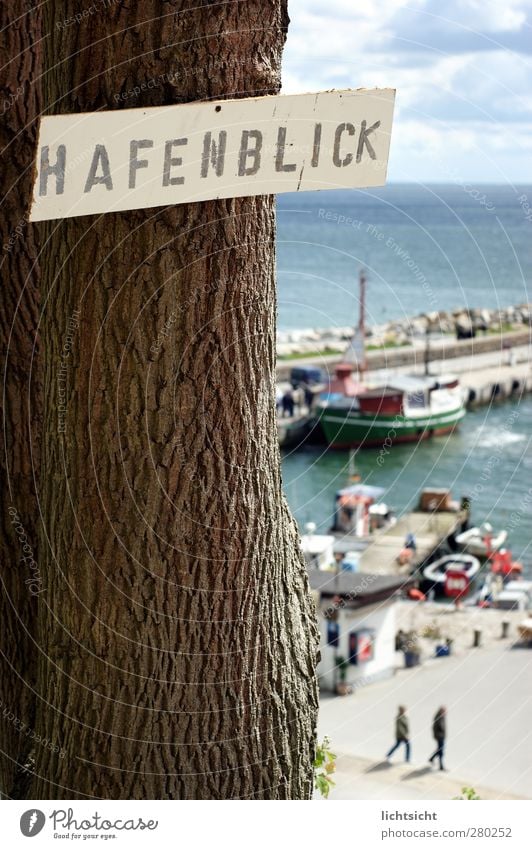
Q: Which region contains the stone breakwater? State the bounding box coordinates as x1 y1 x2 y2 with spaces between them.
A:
277 302 532 357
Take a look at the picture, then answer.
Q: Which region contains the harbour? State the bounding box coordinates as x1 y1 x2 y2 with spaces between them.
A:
275 187 532 802
278 296 532 577
283 396 532 577
278 325 532 414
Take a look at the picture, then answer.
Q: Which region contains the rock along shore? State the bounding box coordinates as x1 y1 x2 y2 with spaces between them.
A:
277 302 532 358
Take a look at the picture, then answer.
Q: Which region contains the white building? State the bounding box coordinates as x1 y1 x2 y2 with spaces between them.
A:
308 570 412 694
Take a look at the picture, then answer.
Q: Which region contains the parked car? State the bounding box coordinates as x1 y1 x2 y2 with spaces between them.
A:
290 366 325 388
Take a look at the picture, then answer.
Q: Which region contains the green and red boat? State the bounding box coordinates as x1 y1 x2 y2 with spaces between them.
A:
317 366 466 449
316 269 466 449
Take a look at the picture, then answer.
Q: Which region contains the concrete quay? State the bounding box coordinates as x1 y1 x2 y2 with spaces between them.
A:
276 328 531 380
318 641 532 800
279 338 532 411
356 511 459 577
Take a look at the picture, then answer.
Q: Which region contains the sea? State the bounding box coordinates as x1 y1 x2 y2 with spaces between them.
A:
277 184 532 573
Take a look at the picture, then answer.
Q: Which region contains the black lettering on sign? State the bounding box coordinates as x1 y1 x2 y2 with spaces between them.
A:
333 123 355 167
356 120 380 163
163 138 187 186
201 131 227 178
39 145 66 196
129 139 153 189
275 127 297 172
311 123 322 168
238 130 262 176
84 145 113 193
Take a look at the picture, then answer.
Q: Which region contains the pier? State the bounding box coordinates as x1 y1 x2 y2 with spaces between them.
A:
277 330 532 411
459 353 532 407
356 508 458 576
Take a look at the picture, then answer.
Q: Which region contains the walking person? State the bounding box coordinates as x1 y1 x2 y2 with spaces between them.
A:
428 706 447 771
281 389 295 418
386 705 411 763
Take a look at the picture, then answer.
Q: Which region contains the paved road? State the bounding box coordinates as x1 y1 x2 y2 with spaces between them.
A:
278 334 531 375
317 755 523 801
371 343 530 381
318 644 532 799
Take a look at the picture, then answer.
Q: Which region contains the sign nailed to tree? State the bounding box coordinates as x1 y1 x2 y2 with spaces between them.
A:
30 88 395 222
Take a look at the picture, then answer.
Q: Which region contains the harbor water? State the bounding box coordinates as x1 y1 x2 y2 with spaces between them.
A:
276 184 532 331
282 398 532 576
277 185 532 575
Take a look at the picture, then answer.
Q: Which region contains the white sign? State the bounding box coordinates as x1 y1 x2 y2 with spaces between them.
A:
30 88 395 222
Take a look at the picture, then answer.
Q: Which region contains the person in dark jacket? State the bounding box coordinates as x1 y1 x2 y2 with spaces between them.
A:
281 389 295 418
386 705 410 763
428 706 447 770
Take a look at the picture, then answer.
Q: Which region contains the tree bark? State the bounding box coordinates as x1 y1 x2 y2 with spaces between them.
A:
31 1 319 799
0 2 42 798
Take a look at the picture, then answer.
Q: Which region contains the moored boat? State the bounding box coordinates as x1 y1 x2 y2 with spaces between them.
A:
300 526 336 571
316 269 466 449
455 523 508 558
422 553 481 597
318 371 465 449
330 482 392 536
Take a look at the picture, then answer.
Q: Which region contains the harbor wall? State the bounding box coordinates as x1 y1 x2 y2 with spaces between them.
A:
277 328 532 411
464 366 532 408
277 328 531 380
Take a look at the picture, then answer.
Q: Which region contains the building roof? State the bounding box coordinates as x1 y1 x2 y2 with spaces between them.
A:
366 373 460 395
336 483 386 500
308 569 413 608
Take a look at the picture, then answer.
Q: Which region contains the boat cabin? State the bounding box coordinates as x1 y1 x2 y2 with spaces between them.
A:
357 374 462 417
331 483 388 537
325 363 365 399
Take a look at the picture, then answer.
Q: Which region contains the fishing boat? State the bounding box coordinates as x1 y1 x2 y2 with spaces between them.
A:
422 553 481 597
329 452 396 538
316 270 466 449
319 372 466 449
330 483 394 536
455 523 508 558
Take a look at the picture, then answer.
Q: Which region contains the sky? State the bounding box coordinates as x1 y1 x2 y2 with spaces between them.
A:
283 0 532 183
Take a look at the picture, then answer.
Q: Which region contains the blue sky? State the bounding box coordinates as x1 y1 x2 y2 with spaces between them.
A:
283 1 532 183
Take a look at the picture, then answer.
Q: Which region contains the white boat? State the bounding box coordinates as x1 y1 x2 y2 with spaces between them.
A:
423 553 481 588
455 523 507 558
300 526 336 571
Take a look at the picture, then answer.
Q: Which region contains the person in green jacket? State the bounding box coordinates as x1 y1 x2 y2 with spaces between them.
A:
386 705 410 763
428 706 447 770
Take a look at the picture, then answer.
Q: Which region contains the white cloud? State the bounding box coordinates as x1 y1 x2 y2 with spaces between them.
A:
389 119 532 182
282 1 532 181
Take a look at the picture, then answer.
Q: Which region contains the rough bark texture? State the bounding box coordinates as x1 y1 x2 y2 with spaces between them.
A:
0 2 42 798
30 1 319 799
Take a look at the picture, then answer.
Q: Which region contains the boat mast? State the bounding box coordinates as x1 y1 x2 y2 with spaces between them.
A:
358 268 368 374
342 267 368 376
424 324 431 376
348 449 361 483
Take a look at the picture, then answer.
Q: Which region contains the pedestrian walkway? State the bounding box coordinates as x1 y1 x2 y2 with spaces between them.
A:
321 754 524 800
318 644 532 799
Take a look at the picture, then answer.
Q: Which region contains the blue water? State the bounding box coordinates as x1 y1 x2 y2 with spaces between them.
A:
276 184 532 331
283 400 532 574
278 185 532 572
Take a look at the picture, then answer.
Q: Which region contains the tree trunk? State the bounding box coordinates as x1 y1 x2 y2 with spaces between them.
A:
31 1 319 799
0 2 42 798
